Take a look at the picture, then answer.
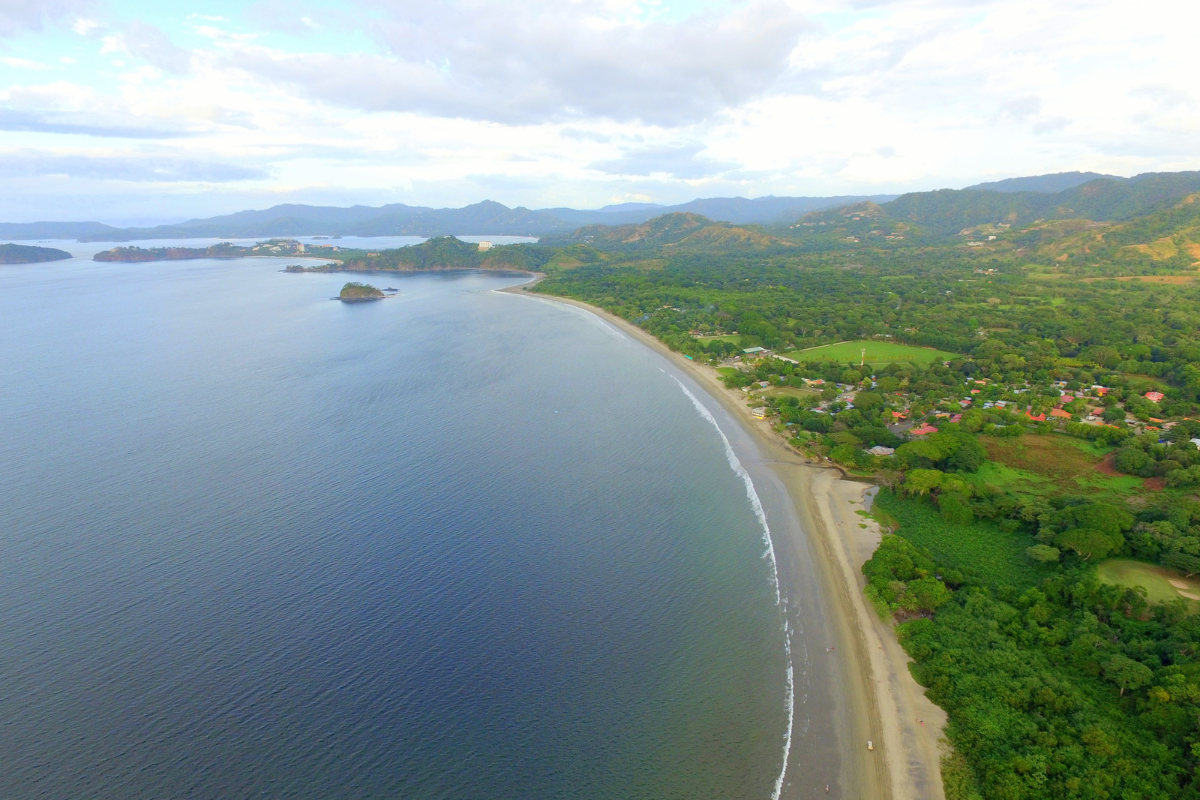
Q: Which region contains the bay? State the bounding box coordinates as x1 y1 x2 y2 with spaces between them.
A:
0 255 793 799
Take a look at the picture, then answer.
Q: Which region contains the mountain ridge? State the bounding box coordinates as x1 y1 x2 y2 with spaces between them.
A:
0 195 898 243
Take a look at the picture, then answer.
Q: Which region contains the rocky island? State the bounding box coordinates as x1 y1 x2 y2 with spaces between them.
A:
338 282 386 302
0 243 72 264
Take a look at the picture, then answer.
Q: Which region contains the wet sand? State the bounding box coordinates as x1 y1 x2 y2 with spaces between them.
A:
506 280 947 800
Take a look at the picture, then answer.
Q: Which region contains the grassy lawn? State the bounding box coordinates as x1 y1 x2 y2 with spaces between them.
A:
1098 559 1200 607
695 334 743 348
969 460 1052 497
763 386 819 400
780 339 958 366
875 491 1042 590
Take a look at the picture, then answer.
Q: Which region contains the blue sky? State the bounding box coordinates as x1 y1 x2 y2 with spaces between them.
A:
0 0 1196 224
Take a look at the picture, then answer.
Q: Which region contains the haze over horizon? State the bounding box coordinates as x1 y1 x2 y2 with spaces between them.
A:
0 0 1195 225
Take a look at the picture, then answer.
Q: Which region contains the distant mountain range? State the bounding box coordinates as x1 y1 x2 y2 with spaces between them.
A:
0 195 898 243
4 171 1200 244
797 171 1200 237
963 171 1122 194
545 212 785 251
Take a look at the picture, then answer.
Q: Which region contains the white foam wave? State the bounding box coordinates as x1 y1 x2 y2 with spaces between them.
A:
671 377 794 800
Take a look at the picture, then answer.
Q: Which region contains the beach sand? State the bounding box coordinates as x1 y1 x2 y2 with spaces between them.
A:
507 280 947 800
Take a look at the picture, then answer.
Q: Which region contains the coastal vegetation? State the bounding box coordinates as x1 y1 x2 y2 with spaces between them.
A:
513 175 1200 798
0 242 72 264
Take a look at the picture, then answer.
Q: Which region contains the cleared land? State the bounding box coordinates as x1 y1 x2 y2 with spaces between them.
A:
977 434 1143 498
1098 559 1200 606
696 334 743 348
781 340 958 366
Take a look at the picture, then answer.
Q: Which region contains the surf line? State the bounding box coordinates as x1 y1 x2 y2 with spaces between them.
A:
671 376 795 800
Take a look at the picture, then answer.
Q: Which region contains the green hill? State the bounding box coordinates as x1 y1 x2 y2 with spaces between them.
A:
548 212 784 251
794 171 1200 239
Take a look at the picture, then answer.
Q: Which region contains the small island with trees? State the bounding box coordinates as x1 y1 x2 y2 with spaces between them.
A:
338 282 386 302
0 243 72 264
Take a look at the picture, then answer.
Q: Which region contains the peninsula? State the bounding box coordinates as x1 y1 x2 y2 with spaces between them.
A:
94 239 309 262
285 235 538 273
0 242 72 264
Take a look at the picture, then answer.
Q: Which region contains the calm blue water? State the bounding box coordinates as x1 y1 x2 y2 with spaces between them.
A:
0 255 824 798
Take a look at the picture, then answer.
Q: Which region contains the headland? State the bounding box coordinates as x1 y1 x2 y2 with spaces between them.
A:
0 242 72 264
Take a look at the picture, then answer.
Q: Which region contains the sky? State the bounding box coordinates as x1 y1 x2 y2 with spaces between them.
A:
0 0 1196 224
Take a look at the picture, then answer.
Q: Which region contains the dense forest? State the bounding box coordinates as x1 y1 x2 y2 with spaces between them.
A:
526 178 1200 799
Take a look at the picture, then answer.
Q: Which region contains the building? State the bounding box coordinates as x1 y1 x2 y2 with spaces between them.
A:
478 241 493 251
909 424 939 436
1145 391 1165 403
868 446 895 456
743 346 766 355
750 407 769 419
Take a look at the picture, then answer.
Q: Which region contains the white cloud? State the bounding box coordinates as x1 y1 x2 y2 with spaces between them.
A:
591 143 739 178
0 57 49 69
0 148 270 181
226 0 810 125
0 0 1199 217
0 0 95 37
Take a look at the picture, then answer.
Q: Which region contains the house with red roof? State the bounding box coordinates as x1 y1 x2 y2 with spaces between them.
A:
909 424 939 436
1025 411 1047 422
1145 391 1165 403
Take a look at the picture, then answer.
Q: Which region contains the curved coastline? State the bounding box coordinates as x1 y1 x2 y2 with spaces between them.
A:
499 274 947 800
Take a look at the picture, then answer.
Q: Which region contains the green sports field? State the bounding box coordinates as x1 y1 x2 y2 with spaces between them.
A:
1098 559 1200 607
780 339 959 366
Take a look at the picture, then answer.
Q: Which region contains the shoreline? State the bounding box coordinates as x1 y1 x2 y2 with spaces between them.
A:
503 276 946 800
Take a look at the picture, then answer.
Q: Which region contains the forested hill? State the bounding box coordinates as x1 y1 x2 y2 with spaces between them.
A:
544 212 785 251
0 243 72 264
286 236 553 273
795 171 1200 238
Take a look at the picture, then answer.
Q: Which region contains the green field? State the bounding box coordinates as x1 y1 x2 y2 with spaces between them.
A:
764 386 819 400
780 339 958 366
981 434 1142 499
1098 559 1200 607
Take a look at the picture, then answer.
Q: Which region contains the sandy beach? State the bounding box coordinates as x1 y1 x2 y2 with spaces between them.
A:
507 279 948 800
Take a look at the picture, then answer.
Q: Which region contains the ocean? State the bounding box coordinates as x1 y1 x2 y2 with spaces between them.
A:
0 250 839 799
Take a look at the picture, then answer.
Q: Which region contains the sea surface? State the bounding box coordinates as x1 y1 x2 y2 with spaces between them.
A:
0 251 838 799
